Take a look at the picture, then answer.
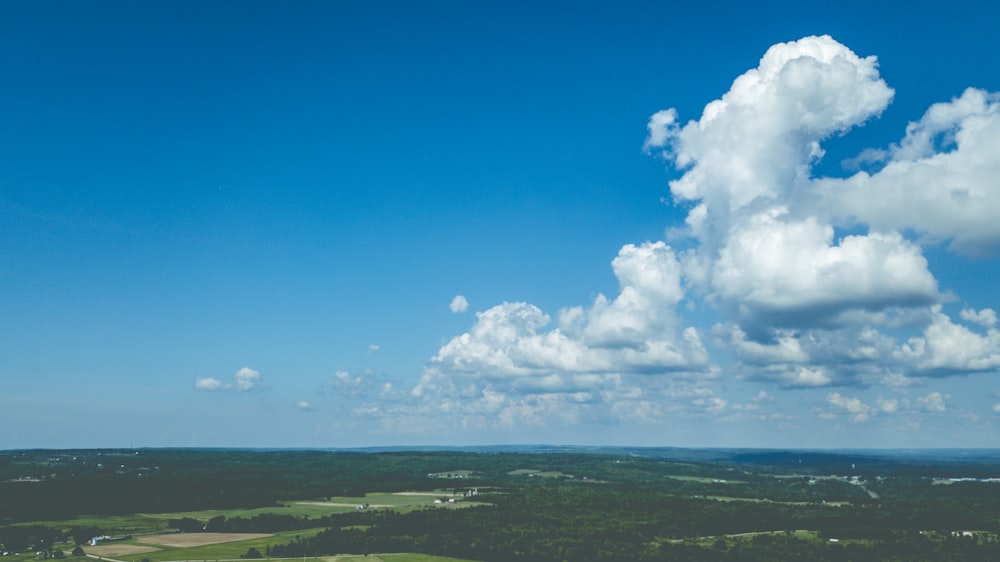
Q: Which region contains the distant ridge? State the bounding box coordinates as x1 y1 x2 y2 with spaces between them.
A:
5 445 999 477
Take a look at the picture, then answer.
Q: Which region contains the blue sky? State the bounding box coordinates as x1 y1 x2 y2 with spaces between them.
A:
3 0 1000 449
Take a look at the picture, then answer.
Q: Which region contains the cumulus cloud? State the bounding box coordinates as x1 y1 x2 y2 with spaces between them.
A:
961 307 998 328
826 393 875 423
917 392 947 413
820 88 1000 256
368 344 380 354
450 295 469 314
329 369 402 404
898 306 1000 375
425 243 706 385
194 367 264 393
296 401 313 411
234 367 262 391
642 34 1000 392
406 242 715 429
876 397 898 413
647 35 942 332
385 35 1000 435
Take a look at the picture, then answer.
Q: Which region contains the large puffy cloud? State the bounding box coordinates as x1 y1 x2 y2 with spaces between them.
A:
898 306 1000 375
647 35 939 331
711 211 939 324
644 34 1000 391
822 88 1000 256
427 242 706 382
409 241 712 429
717 305 1000 389
647 35 894 218
397 35 1000 436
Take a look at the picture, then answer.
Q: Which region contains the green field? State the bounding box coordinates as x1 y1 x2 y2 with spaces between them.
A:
6 448 1000 562
321 553 475 562
426 470 479 479
12 492 485 562
307 491 483 511
10 546 476 562
506 468 573 478
21 491 481 537
123 528 325 562
664 475 744 484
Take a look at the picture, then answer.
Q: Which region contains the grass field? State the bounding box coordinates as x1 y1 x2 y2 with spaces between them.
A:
664 475 745 484
290 492 482 515
139 501 351 522
24 490 481 538
701 495 850 507
12 492 484 562
321 553 475 562
108 528 326 562
78 532 477 562
662 529 820 546
426 470 479 479
18 492 487 562
506 469 573 478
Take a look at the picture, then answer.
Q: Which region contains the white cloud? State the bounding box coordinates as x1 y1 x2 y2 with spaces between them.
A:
195 368 264 393
780 366 833 388
384 35 1000 436
234 367 262 392
296 401 312 411
195 377 228 392
821 89 1000 256
368 344 380 354
641 34 1000 394
876 398 898 413
961 307 998 328
993 402 1000 414
917 392 948 413
718 324 809 365
644 35 944 339
826 392 875 423
450 295 469 314
331 369 372 397
407 251 716 429
643 108 678 153
647 35 893 216
424 242 706 390
712 213 939 323
898 306 1000 375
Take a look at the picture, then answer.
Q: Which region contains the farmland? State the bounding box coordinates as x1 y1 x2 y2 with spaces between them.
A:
3 448 1000 561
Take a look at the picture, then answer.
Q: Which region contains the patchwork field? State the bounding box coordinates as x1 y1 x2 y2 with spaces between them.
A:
83 544 161 557
314 552 474 562
136 532 272 548
293 491 479 512
107 529 326 562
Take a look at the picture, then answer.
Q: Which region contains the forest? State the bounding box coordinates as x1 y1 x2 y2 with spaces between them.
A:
2 447 1000 561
